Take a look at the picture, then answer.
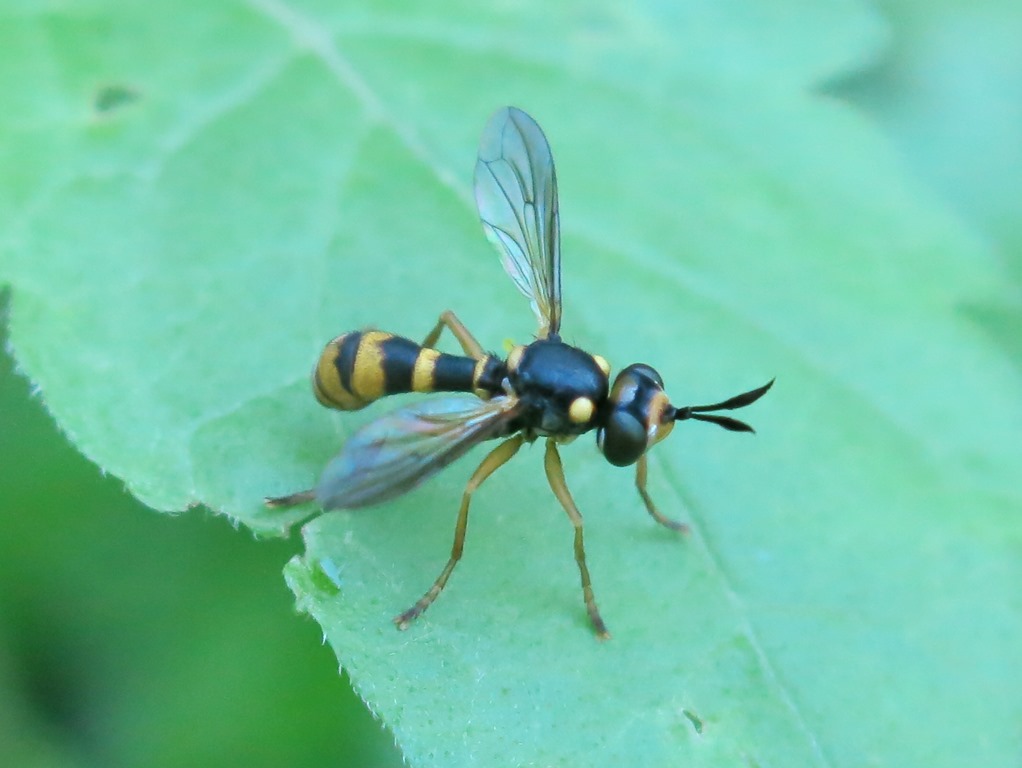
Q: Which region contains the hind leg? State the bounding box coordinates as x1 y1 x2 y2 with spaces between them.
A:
421 309 486 360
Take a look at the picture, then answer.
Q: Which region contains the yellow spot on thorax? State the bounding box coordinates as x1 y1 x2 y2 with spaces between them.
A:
568 396 595 424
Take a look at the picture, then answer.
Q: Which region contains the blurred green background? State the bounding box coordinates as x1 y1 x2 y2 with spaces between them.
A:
2 0 1020 765
0 318 401 766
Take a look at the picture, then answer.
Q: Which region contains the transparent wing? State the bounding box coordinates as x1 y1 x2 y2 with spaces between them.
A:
474 106 562 337
315 396 520 510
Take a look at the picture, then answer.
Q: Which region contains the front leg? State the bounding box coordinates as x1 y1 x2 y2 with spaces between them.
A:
635 454 689 533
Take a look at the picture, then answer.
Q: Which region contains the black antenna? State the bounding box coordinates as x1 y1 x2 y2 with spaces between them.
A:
671 379 774 432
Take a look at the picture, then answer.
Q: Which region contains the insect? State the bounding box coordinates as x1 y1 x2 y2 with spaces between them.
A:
267 106 772 638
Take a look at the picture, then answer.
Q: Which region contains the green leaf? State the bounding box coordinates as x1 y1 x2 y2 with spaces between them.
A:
2 2 1020 767
0 321 401 768
829 0 1022 368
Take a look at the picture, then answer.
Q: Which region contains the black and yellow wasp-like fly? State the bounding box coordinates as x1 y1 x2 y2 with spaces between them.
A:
267 107 772 638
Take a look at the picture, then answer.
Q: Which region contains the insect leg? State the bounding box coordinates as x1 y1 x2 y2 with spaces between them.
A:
635 454 690 533
264 489 316 507
394 432 525 629
422 309 486 360
543 439 610 639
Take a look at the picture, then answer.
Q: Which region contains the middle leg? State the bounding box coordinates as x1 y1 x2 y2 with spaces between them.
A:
543 439 610 639
394 433 525 629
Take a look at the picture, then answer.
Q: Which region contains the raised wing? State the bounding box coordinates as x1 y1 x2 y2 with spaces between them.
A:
474 106 562 337
315 396 520 510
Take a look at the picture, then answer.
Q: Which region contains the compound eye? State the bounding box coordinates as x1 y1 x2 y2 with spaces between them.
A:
597 409 648 467
622 363 664 389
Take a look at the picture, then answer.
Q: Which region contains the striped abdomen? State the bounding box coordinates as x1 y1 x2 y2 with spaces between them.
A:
313 330 505 411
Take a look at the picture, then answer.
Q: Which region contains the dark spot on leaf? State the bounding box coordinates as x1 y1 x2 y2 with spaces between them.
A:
92 83 141 115
682 708 703 734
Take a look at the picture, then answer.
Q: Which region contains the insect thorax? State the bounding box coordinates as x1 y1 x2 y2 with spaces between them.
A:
507 338 609 436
